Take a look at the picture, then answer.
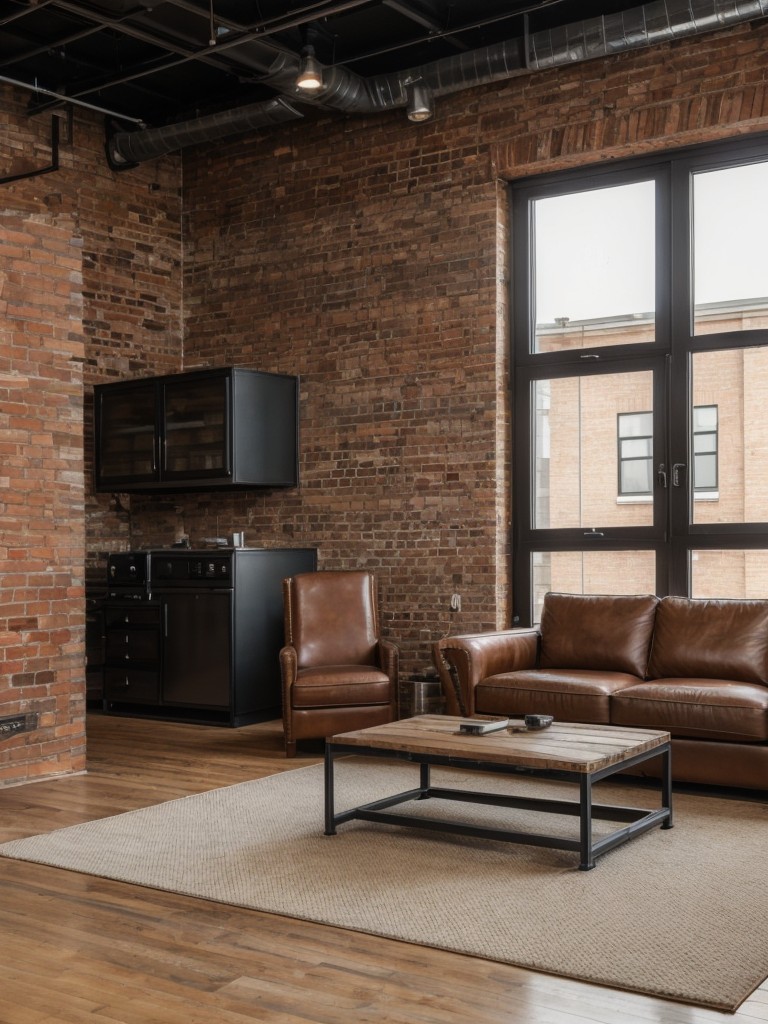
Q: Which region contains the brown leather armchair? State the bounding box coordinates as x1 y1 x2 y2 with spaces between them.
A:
280 570 399 757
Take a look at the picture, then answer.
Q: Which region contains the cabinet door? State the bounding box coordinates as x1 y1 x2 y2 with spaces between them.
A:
162 375 231 480
96 383 157 486
161 591 231 708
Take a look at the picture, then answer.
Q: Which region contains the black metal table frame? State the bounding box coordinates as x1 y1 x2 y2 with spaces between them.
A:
324 739 673 870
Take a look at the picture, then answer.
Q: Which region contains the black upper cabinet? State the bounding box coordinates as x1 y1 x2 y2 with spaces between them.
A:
94 367 298 491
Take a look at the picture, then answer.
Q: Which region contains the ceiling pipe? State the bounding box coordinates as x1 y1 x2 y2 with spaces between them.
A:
108 0 768 167
107 96 302 168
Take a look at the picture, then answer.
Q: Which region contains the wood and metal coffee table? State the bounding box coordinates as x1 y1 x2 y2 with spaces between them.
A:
324 716 672 870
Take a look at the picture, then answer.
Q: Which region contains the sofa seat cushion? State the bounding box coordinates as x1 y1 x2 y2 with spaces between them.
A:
292 665 392 708
611 679 768 741
476 669 642 724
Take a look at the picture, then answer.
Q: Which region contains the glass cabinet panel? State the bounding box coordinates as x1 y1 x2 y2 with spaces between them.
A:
163 376 230 477
98 385 156 481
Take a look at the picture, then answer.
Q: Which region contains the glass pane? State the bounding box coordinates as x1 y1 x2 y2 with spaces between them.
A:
693 405 717 431
532 550 656 624
533 371 654 528
693 161 768 336
622 438 652 459
164 377 228 475
99 387 156 479
693 434 716 454
694 453 717 490
692 348 768 523
691 550 768 599
619 412 653 437
533 181 656 353
621 460 652 494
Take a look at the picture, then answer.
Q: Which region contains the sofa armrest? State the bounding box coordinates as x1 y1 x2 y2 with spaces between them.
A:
432 629 541 716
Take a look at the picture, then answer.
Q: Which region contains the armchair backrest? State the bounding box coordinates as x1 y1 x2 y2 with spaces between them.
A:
283 570 380 668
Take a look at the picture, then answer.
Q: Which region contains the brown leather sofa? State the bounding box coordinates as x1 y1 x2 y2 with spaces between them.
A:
433 592 768 790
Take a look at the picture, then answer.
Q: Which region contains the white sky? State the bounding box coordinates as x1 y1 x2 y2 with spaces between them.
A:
534 162 768 324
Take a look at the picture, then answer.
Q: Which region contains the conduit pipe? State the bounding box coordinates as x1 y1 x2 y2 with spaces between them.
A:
108 0 768 167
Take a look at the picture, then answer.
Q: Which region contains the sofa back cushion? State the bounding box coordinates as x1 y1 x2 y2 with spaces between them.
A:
648 596 768 685
540 592 659 677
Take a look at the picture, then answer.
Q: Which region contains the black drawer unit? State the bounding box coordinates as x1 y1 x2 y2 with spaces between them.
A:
103 598 162 705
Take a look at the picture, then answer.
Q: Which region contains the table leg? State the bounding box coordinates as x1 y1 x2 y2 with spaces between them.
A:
418 761 430 798
324 743 337 835
579 775 594 870
661 746 674 828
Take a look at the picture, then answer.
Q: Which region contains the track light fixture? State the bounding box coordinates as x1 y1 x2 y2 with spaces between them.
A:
406 80 434 122
296 46 324 91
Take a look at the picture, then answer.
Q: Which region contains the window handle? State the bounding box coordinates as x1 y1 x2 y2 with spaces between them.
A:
657 464 668 488
672 463 686 487
583 528 605 538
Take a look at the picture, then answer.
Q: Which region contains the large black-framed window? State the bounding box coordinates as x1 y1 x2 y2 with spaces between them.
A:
511 133 768 625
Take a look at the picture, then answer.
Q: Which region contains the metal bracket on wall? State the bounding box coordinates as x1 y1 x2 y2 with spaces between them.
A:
0 712 39 739
0 110 67 186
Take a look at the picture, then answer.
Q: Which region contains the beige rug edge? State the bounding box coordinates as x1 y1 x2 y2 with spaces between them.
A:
1 763 766 1014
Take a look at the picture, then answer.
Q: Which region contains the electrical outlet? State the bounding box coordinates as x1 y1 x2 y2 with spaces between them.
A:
450 593 461 612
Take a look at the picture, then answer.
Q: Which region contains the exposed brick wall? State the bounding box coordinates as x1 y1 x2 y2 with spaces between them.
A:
0 87 183 786
0 206 86 784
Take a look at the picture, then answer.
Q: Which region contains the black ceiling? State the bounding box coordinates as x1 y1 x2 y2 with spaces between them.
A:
0 0 669 129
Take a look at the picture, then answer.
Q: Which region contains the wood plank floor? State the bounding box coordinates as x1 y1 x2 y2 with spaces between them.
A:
0 712 766 1024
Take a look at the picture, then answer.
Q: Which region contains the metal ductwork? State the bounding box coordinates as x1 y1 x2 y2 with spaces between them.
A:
107 96 303 168
108 0 768 167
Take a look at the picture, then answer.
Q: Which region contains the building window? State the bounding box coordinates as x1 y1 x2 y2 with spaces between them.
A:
693 404 718 493
617 406 718 499
617 412 653 496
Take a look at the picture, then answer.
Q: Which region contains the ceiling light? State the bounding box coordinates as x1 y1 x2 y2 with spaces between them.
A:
296 46 323 91
406 81 434 122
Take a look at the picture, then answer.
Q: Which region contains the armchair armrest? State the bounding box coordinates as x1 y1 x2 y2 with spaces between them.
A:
279 644 298 689
377 638 399 678
377 638 400 716
432 629 541 716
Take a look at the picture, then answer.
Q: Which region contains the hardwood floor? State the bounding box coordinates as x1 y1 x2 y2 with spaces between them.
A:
0 712 766 1024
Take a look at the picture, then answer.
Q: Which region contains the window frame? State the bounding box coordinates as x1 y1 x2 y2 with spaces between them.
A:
510 132 768 626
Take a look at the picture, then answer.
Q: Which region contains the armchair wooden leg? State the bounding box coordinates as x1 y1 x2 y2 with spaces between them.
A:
285 739 297 758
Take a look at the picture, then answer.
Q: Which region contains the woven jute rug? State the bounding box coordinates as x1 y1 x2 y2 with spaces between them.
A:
1 761 766 1012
